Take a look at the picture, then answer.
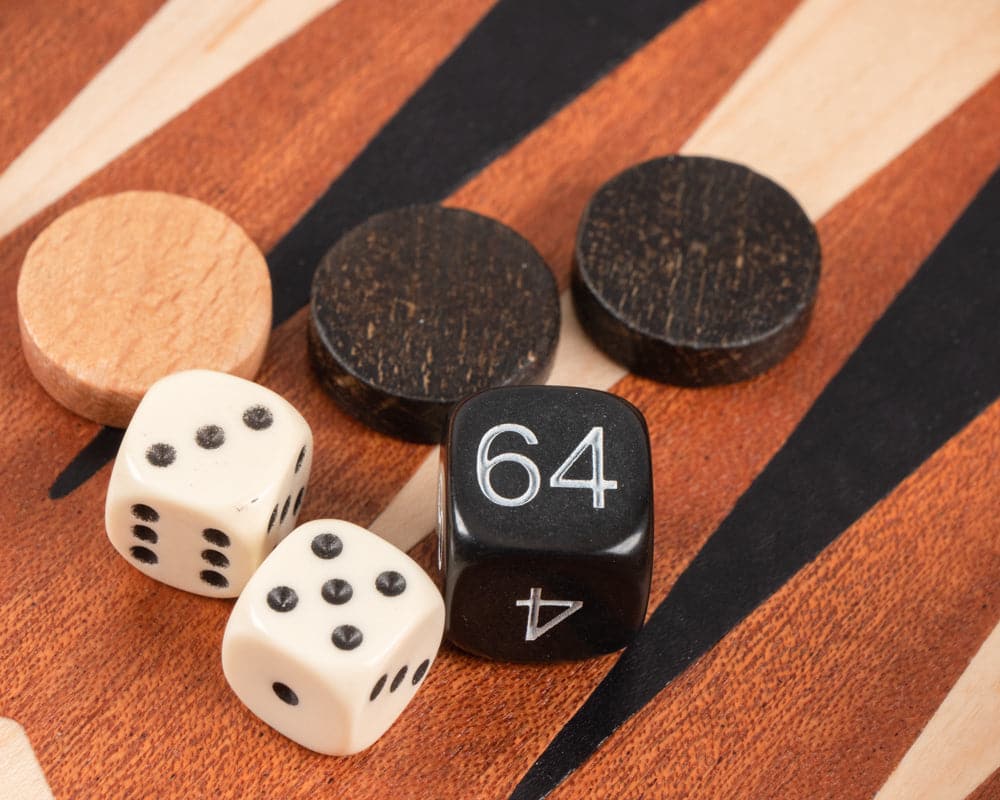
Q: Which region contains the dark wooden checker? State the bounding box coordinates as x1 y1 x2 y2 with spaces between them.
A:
573 155 821 385
1 2 998 799
309 204 560 443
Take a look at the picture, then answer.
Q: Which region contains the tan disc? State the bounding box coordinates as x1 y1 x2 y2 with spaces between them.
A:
17 191 272 427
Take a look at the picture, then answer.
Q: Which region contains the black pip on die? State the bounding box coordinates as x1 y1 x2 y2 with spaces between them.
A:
104 370 312 596
440 386 653 661
222 520 445 755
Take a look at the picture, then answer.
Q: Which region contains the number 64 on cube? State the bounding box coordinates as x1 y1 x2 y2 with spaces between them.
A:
439 386 653 661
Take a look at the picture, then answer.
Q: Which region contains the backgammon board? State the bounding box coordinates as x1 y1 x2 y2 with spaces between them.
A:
1 1 998 797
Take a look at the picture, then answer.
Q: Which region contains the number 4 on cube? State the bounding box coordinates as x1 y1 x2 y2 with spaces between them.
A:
440 386 653 661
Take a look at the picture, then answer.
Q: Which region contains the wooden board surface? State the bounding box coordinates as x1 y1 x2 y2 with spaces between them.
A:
1 1 998 798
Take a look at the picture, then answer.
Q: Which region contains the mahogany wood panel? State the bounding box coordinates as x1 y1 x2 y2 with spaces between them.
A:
1 1 998 798
0 0 163 172
0 0 344 238
543 74 1000 800
1 0 496 519
876 618 1000 800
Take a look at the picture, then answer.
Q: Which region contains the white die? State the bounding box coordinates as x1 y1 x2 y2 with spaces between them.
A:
221 519 445 755
104 370 313 597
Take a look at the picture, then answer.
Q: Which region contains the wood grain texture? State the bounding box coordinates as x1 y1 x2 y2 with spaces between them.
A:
573 155 820 385
17 191 271 426
352 14 1000 800
0 0 162 174
684 0 1000 219
967 767 1000 800
519 102 1000 800
0 719 53 800
398 66 1000 798
540 75 1000 798
308 205 559 443
2 0 999 798
554 399 1000 799
0 0 342 238
874 620 1000 800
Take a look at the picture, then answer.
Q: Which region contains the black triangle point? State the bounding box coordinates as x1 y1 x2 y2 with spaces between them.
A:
511 167 1000 799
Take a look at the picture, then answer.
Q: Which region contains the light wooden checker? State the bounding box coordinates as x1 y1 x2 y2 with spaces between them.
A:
17 191 271 427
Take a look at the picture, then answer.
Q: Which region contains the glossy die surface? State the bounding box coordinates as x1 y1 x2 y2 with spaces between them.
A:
441 385 653 661
104 369 312 597
222 520 445 755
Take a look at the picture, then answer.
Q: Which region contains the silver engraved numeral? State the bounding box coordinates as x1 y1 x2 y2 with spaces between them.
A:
476 424 618 509
516 588 583 641
476 423 541 507
548 426 619 509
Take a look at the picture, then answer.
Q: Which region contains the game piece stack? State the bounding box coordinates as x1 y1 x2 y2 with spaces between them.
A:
18 151 819 756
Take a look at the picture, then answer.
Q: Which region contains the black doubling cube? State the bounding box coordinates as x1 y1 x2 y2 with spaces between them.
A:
440 386 653 661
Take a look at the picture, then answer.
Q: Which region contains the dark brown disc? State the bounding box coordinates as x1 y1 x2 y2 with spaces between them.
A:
309 205 560 442
573 156 821 386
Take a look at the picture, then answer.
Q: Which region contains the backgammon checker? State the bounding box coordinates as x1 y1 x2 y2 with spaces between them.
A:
309 204 561 443
573 156 821 386
439 385 653 662
16 191 272 427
